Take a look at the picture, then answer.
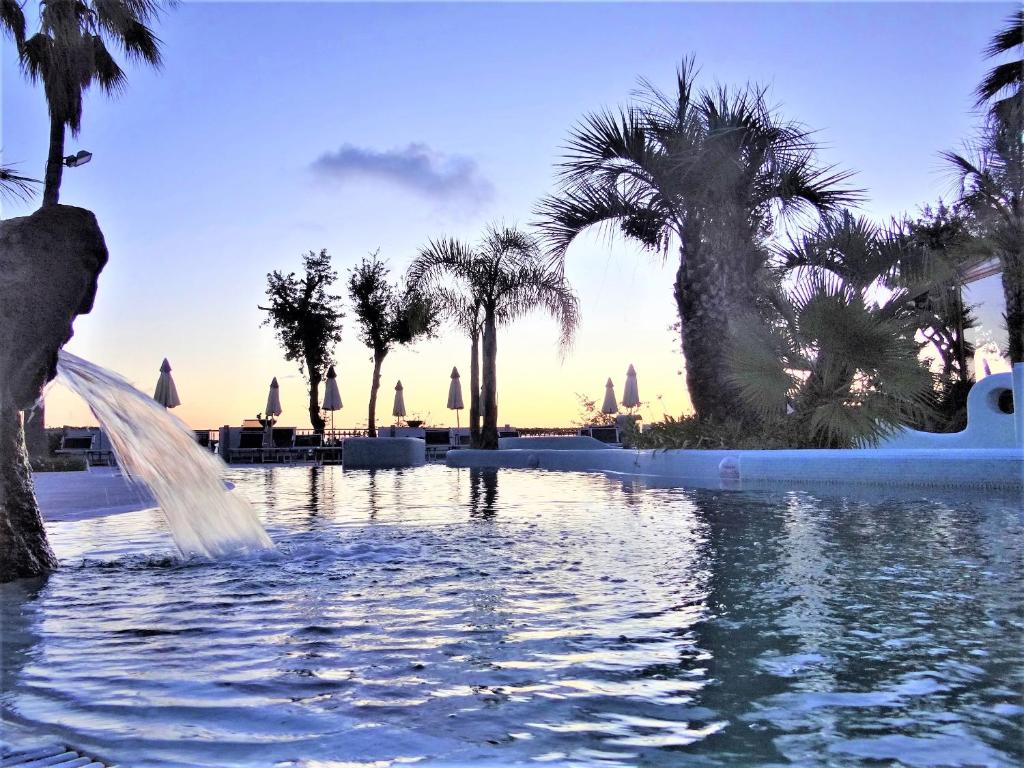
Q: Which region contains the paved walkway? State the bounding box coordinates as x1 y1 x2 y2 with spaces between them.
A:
32 468 156 522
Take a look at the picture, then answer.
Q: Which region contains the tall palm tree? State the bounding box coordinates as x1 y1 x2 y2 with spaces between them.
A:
975 10 1023 120
411 248 486 445
944 103 1023 363
537 59 858 423
20 0 169 207
410 225 579 449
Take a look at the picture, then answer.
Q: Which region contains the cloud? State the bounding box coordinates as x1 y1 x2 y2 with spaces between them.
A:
310 142 493 203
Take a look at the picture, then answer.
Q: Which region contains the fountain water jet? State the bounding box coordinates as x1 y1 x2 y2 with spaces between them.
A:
56 351 274 558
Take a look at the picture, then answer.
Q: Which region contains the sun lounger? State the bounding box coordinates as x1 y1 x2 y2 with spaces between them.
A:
578 425 621 445
232 429 265 463
423 428 452 460
57 428 117 466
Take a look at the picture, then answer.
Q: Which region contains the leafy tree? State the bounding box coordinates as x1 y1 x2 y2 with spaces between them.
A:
572 393 616 427
410 225 579 449
260 250 344 433
347 252 438 437
538 58 857 424
19 0 171 207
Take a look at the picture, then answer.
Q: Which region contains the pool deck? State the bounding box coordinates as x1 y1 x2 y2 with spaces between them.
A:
447 446 1024 491
33 467 157 522
451 367 1024 491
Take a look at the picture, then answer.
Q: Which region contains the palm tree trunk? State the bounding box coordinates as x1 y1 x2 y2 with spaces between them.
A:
42 114 65 208
480 313 499 449
469 330 481 448
1003 257 1023 364
675 247 745 423
306 358 325 434
367 352 385 437
0 404 58 582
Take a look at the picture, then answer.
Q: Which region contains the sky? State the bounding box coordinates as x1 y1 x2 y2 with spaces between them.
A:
1 1 1014 430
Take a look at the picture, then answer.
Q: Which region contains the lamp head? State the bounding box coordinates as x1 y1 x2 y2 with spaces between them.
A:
63 150 93 168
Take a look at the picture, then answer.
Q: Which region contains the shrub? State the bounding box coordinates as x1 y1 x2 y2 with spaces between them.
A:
621 415 809 450
30 455 88 472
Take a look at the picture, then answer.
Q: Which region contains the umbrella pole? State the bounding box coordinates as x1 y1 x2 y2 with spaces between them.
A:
456 410 460 430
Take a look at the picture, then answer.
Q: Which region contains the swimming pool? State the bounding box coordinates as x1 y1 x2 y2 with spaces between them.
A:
2 465 1022 766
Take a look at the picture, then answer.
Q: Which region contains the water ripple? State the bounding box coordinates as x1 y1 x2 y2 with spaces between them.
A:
1 465 1021 767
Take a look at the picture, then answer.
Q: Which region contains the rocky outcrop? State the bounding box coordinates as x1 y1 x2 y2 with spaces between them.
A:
0 205 108 582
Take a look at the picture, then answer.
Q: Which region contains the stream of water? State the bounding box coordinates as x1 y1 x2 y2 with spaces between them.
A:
55 351 274 559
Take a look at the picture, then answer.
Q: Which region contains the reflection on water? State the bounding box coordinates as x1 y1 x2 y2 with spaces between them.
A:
1 465 1021 767
469 467 499 520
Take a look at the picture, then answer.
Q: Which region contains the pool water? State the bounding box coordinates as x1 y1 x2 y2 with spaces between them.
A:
2 465 1022 767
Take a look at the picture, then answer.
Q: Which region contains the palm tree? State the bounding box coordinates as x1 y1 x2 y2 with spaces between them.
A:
408 243 485 445
945 14 1024 363
410 225 579 449
729 213 936 447
20 0 169 207
537 59 858 423
943 102 1023 363
975 10 1022 120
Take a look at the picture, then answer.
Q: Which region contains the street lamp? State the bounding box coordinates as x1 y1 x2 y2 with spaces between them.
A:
63 150 92 168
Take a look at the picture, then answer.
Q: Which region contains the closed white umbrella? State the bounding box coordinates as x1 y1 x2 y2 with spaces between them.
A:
153 358 181 409
322 365 342 436
447 366 464 428
622 364 640 410
601 378 618 415
264 377 283 448
265 377 283 418
393 380 406 423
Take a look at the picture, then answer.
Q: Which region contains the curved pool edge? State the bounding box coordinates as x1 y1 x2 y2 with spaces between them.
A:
446 446 1024 491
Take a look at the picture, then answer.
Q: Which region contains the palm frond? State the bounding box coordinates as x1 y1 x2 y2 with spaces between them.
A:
1 0 26 44
0 164 39 201
725 316 793 421
976 10 1023 106
91 36 127 92
117 17 162 64
407 237 479 289
535 179 671 264
976 60 1023 106
983 10 1023 58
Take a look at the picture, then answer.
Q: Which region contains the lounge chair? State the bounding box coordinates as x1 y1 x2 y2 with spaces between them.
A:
423 428 452 460
58 428 116 466
578 425 621 445
233 429 265 463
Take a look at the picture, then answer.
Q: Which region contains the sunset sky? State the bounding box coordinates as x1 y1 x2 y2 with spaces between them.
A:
2 1 1012 430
